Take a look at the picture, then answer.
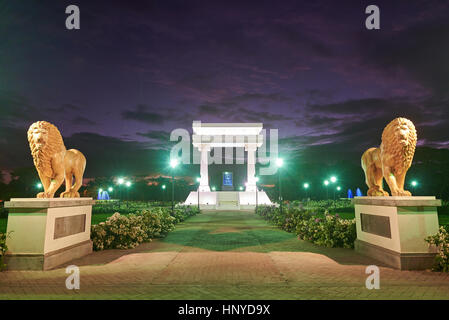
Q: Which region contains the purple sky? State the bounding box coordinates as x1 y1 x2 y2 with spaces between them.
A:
1 0 449 177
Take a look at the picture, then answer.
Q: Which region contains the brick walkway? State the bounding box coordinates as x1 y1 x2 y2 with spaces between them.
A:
1 210 448 299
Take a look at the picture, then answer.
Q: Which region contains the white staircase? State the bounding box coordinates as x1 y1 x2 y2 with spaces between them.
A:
216 192 240 210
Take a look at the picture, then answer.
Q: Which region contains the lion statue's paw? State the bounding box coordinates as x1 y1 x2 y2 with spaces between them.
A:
392 189 412 196
37 192 54 198
60 191 81 198
367 188 389 197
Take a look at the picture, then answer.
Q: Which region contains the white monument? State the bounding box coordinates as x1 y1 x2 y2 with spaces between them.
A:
184 121 272 210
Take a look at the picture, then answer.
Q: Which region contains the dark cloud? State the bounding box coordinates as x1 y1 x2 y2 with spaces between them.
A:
360 13 449 96
47 104 81 114
72 116 96 126
122 104 166 124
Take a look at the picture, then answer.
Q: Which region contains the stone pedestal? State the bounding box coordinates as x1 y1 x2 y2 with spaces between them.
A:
184 191 272 210
353 196 441 270
4 198 95 270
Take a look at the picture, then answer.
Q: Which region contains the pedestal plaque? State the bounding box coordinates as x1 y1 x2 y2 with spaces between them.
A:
353 196 441 270
4 198 95 270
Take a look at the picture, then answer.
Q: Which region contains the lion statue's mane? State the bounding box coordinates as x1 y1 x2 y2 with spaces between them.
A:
28 121 66 178
381 117 417 172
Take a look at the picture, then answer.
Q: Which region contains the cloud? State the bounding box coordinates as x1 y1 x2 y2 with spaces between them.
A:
359 16 449 96
72 116 96 126
47 104 81 113
122 104 166 124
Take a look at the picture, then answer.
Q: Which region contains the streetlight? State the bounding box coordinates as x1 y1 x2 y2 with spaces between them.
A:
162 184 166 203
125 181 131 209
170 158 179 215
276 158 283 214
117 177 124 202
255 177 259 212
411 180 418 194
303 182 309 200
196 177 201 211
324 180 329 199
108 187 113 192
330 176 338 200
37 183 43 189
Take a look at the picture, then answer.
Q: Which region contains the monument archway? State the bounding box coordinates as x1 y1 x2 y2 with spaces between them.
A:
184 121 272 209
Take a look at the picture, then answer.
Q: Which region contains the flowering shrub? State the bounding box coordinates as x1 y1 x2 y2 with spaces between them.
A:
425 226 449 272
0 231 12 271
91 213 148 250
256 205 356 248
296 212 356 248
172 205 198 223
91 205 198 251
138 207 176 239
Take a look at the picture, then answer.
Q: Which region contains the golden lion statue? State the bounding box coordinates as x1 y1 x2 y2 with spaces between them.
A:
28 121 86 198
361 117 417 196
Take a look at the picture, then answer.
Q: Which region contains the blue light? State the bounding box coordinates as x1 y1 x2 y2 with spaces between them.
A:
347 189 353 199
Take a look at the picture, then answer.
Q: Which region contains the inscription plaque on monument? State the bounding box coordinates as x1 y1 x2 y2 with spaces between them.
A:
360 213 391 238
222 171 234 191
54 214 86 239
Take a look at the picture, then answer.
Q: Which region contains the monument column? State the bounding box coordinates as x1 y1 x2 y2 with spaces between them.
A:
245 144 257 192
199 144 211 192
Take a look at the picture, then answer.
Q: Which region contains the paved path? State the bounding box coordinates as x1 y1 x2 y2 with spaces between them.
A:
1 210 448 299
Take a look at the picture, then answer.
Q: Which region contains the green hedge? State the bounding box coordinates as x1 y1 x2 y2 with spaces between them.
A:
256 205 356 248
91 205 199 251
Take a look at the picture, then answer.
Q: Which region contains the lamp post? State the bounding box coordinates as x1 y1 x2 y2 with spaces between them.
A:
276 158 283 214
125 181 131 209
410 180 418 195
324 179 329 199
162 184 166 203
117 177 124 208
170 158 179 215
255 177 259 212
303 183 309 200
108 187 113 200
196 177 201 211
330 176 337 200
108 187 113 209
